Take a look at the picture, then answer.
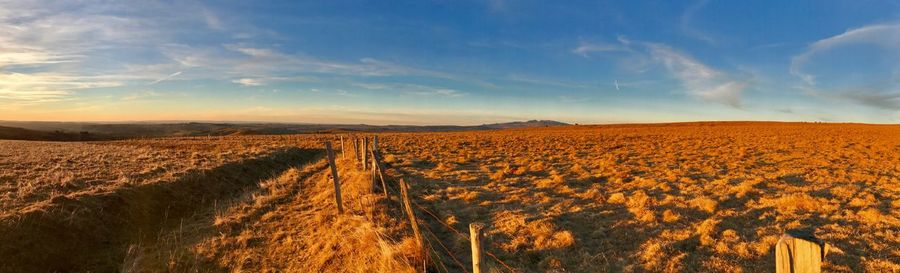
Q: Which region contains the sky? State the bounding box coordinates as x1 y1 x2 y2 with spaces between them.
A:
1 0 900 125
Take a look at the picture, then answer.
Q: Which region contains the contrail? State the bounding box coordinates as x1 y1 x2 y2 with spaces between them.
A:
614 79 620 91
148 71 183 85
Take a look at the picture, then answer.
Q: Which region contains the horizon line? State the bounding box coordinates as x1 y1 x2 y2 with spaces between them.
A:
1 119 898 127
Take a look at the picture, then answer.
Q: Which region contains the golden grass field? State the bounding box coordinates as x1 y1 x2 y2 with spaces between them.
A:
0 122 897 272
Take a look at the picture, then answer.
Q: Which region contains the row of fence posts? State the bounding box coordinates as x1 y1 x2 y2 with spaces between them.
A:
323 135 488 273
323 135 829 273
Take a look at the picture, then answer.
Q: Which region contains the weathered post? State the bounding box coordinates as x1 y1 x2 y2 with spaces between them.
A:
324 142 343 214
470 223 486 273
372 148 389 198
353 137 361 166
340 135 345 160
399 179 423 252
373 135 378 151
371 156 378 194
776 229 828 273
362 137 368 171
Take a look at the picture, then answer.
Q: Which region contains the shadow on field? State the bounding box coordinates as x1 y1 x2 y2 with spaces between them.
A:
0 147 323 273
395 170 655 272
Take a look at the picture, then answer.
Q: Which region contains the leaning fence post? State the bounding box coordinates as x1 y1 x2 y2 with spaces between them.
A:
776 229 828 273
470 223 486 273
399 179 423 253
372 148 389 198
324 142 343 214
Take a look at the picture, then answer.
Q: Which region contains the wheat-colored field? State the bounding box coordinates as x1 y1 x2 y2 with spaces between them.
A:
0 122 897 272
0 136 323 217
381 122 900 272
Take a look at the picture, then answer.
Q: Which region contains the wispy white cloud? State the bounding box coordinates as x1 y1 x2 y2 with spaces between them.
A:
0 72 122 104
791 23 900 110
839 90 900 110
224 45 276 58
571 37 746 107
0 49 80 69
559 95 590 103
791 23 900 85
646 44 746 107
214 44 491 88
354 82 466 97
148 71 182 85
1 1 497 109
0 1 216 104
210 105 528 126
405 87 464 97
506 74 591 89
233 78 264 87
335 89 357 97
230 76 314 87
680 0 716 44
202 9 224 31
572 41 628 57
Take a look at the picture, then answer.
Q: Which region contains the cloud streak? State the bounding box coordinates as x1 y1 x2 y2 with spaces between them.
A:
572 38 747 107
148 71 182 85
791 23 900 110
354 83 466 97
791 23 900 84
0 1 215 104
572 41 628 57
646 44 746 107
680 0 716 44
840 90 900 110
0 72 122 104
233 78 264 87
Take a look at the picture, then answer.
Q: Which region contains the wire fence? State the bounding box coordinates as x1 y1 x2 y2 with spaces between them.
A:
332 135 517 273
326 134 832 273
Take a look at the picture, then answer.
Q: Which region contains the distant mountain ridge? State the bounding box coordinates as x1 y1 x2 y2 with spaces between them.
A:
0 120 569 141
0 126 104 141
480 120 569 129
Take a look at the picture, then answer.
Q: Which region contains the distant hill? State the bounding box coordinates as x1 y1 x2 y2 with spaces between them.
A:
481 120 569 129
0 126 108 141
0 120 569 140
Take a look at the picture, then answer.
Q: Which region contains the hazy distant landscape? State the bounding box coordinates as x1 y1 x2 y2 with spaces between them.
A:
0 120 568 140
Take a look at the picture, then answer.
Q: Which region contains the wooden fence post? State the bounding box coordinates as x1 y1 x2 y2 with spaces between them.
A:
353 137 361 167
470 223 486 273
372 148 389 198
776 229 828 273
340 135 345 160
362 137 368 171
373 135 378 151
324 142 343 214
399 179 423 253
371 155 378 193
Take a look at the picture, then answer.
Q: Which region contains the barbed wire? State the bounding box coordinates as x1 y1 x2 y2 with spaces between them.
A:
362 144 518 273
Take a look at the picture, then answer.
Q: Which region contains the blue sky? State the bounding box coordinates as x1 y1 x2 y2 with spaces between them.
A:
1 0 899 124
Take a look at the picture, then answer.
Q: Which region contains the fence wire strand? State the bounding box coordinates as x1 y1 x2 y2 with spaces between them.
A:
371 146 517 273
